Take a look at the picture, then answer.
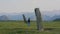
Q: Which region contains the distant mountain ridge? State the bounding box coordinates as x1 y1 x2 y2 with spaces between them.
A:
0 10 60 21
0 13 60 21
0 15 9 20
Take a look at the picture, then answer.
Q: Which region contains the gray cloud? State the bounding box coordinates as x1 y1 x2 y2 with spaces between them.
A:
0 0 60 13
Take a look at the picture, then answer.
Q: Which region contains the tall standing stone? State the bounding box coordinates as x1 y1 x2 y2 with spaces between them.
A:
22 14 27 23
34 8 43 31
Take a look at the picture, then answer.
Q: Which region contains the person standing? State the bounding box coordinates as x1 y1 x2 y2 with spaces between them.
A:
27 18 30 26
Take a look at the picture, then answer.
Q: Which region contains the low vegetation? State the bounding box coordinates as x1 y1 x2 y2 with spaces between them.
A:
0 21 60 34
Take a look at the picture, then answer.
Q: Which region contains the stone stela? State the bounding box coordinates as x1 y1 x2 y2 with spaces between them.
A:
22 14 27 23
35 8 43 31
22 8 43 31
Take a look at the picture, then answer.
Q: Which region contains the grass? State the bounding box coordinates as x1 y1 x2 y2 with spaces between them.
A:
0 21 60 34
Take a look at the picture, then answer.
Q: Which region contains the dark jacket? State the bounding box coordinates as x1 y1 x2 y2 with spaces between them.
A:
28 18 30 23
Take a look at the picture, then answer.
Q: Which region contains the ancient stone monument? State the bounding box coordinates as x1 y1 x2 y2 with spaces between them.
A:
22 14 27 23
22 14 30 26
34 8 43 31
22 8 43 31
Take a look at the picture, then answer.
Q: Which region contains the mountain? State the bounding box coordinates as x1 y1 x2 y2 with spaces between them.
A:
0 15 9 20
7 14 23 20
0 10 60 21
42 15 52 21
52 15 60 21
5 12 51 21
7 12 36 20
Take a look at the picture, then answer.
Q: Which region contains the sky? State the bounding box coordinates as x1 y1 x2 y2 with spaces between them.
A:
0 0 60 13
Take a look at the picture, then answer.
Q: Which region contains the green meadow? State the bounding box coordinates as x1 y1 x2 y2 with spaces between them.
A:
0 21 60 34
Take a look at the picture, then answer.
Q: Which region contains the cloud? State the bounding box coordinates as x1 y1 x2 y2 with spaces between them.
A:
0 0 60 13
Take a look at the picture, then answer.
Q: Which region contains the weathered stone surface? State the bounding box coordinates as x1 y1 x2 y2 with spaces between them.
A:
22 14 27 23
35 8 43 31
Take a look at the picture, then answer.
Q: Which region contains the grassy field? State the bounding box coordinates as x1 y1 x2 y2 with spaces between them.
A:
0 21 60 34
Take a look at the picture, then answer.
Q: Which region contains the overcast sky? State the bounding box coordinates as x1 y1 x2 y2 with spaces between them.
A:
0 0 60 13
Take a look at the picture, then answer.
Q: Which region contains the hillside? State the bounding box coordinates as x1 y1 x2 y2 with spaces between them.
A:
0 15 9 20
